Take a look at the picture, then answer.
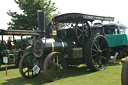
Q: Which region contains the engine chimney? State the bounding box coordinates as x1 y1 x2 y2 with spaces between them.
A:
37 9 45 38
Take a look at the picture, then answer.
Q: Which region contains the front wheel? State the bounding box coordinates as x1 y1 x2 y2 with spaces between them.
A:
43 52 67 81
19 52 40 79
84 35 110 71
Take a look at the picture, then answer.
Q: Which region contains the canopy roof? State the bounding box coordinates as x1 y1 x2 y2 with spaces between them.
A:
103 23 127 29
53 13 114 23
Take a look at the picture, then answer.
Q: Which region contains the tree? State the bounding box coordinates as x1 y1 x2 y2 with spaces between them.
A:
7 0 58 30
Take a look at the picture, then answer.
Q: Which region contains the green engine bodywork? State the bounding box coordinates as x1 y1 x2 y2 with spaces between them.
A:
64 48 83 59
40 38 83 59
105 34 128 47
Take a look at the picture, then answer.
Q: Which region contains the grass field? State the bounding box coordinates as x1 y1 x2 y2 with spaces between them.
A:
0 64 122 85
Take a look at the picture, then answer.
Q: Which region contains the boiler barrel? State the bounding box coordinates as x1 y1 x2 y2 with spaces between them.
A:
42 38 76 54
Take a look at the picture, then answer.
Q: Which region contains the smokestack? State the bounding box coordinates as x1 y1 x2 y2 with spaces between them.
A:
37 9 45 38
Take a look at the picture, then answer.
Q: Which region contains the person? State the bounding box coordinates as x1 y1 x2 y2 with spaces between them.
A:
3 40 7 49
47 23 57 36
7 36 12 50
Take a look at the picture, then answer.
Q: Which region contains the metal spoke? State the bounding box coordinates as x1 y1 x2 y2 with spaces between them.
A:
49 69 55 78
92 57 99 68
84 27 88 32
84 33 88 38
102 49 107 52
99 61 104 68
78 33 83 39
54 70 57 79
93 56 99 67
93 42 99 50
92 54 97 57
47 63 52 68
100 56 106 60
95 61 99 67
92 49 97 53
49 65 55 71
50 59 56 65
94 56 100 65
95 39 100 50
58 69 61 75
100 40 104 46
97 62 101 67
28 66 29 77
24 69 29 74
58 58 62 63
55 70 59 79
97 44 100 50
57 56 58 64
25 57 29 65
52 70 57 79
48 67 54 73
78 27 83 32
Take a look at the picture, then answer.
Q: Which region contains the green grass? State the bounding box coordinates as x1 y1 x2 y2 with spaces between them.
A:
0 64 122 85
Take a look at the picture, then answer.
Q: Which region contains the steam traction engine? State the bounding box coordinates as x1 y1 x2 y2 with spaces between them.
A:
19 9 114 81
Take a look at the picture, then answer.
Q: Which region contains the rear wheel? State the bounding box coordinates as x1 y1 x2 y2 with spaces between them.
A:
84 35 110 71
19 52 40 79
121 57 128 85
43 52 67 81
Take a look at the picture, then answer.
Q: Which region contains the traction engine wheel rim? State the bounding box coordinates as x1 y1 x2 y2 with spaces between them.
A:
121 57 128 85
84 35 110 71
119 48 128 59
43 52 67 81
19 52 40 79
75 21 91 46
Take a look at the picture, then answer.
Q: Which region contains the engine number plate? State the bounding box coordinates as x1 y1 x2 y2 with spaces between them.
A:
32 64 40 74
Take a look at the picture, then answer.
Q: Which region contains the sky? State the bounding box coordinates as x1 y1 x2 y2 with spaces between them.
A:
0 0 128 29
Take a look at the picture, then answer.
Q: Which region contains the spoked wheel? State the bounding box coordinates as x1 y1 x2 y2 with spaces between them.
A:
43 52 67 81
121 57 128 85
84 35 110 71
19 52 40 79
119 48 128 59
75 21 91 45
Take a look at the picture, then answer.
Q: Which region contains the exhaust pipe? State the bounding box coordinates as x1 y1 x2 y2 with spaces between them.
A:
37 9 45 38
